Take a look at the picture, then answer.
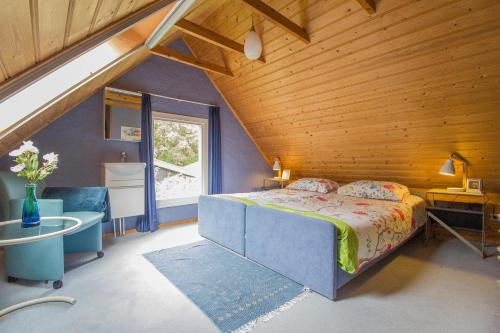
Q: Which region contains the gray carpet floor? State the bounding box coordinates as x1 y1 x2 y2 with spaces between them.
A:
0 223 499 333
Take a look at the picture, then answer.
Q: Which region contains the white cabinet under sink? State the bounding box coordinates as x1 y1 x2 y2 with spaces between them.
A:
103 163 146 236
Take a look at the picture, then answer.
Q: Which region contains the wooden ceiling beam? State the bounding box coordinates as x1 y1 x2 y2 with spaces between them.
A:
145 0 196 48
153 0 231 49
150 45 233 77
240 0 309 43
175 18 265 63
354 0 376 14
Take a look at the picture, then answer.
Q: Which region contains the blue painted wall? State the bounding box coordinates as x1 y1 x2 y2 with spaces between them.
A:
0 40 272 232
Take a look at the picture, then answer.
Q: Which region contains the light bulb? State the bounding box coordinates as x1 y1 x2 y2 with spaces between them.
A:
244 29 262 60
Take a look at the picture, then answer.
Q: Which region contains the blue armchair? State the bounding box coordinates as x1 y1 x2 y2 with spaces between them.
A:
0 172 106 288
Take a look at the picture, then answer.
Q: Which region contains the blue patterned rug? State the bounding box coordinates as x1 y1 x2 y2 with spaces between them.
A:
143 240 309 333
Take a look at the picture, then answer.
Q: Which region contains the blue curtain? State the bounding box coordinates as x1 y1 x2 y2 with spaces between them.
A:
208 106 222 194
136 94 158 232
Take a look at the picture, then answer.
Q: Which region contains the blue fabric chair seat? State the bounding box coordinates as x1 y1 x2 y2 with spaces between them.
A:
63 211 104 235
41 187 109 255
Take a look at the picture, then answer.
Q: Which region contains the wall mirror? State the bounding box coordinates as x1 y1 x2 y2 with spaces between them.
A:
104 87 141 142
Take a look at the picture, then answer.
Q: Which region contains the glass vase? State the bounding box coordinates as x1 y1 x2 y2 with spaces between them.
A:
22 184 40 228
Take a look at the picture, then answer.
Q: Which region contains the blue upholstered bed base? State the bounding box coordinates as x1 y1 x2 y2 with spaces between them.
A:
198 195 246 255
246 205 338 299
197 195 422 300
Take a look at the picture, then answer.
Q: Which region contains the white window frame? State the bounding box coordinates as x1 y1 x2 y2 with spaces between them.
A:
152 111 208 208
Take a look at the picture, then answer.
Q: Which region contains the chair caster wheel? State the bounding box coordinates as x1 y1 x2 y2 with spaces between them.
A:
53 280 63 289
97 251 104 258
7 276 18 283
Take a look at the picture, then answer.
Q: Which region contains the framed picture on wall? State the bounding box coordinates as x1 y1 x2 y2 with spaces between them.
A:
120 126 141 142
466 178 483 194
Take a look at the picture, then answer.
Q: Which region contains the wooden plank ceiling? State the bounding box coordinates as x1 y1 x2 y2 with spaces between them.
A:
0 0 160 84
175 0 500 193
0 1 175 157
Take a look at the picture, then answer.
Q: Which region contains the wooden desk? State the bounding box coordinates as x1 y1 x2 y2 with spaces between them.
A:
426 189 486 257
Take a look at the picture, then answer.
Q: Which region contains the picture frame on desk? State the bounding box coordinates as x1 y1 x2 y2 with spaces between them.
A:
466 178 483 194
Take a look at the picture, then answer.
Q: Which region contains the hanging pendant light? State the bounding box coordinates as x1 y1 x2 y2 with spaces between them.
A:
244 17 262 60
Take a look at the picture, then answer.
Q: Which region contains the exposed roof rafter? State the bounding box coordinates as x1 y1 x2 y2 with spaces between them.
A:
175 18 265 63
240 0 309 43
145 0 196 48
354 0 376 14
150 45 233 77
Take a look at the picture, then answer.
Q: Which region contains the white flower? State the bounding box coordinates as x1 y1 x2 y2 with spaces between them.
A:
10 164 25 173
9 140 39 156
8 149 22 157
43 152 58 164
21 141 39 154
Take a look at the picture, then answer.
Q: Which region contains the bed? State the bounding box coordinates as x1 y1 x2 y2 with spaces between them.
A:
198 186 426 300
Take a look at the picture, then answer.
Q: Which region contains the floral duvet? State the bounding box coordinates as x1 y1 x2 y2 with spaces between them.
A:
221 189 426 273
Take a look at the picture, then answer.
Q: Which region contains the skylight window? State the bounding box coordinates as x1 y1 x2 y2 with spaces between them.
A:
0 42 120 134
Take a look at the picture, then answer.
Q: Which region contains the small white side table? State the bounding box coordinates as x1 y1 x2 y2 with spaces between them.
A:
262 177 289 190
0 216 82 317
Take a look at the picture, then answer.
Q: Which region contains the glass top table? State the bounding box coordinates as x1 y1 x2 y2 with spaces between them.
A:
0 216 82 317
0 216 81 246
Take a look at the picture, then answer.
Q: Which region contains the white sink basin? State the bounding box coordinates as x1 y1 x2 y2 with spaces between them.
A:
103 163 146 176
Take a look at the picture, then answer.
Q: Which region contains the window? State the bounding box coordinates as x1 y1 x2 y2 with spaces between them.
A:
0 42 121 134
153 112 208 208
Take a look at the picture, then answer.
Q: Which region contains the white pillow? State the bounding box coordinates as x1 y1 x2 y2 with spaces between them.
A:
337 180 410 202
286 178 339 194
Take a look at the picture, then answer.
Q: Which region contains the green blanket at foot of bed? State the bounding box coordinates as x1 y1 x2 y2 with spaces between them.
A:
220 195 359 273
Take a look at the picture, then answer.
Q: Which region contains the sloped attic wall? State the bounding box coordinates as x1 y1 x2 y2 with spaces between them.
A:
185 0 500 193
0 39 272 229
